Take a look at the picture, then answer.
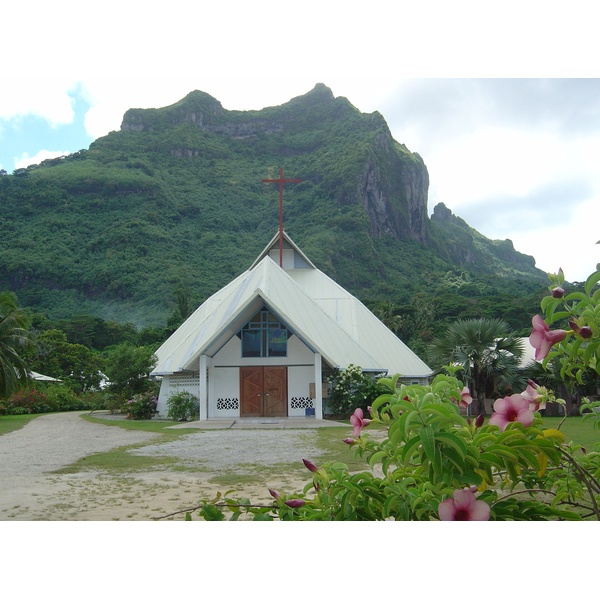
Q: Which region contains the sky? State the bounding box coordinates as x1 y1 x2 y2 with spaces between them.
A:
1 1 599 286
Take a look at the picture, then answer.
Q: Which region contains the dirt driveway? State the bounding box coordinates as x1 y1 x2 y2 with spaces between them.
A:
0 412 345 521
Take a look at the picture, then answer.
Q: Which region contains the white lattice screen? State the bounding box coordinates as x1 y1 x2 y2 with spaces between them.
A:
170 372 200 390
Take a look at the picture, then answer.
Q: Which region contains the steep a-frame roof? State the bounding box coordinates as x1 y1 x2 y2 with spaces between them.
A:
152 232 432 378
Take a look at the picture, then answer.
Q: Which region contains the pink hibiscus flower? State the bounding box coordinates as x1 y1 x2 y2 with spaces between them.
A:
350 407 370 437
489 394 535 431
438 488 490 521
529 315 567 360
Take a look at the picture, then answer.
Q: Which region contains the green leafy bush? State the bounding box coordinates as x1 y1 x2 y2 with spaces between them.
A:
0 385 102 414
5 389 56 414
125 391 158 420
326 364 385 416
166 390 199 421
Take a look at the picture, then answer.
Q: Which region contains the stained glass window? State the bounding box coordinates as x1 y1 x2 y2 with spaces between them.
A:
240 308 288 358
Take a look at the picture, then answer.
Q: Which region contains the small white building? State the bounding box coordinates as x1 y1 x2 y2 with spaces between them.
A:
152 231 432 420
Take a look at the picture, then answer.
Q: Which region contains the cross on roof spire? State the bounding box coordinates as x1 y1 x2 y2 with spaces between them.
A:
262 167 301 267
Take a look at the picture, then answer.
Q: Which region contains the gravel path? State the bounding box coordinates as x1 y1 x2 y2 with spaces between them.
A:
0 411 157 479
0 411 342 520
130 428 323 469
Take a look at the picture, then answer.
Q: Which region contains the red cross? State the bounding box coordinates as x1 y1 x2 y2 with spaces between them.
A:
262 167 301 267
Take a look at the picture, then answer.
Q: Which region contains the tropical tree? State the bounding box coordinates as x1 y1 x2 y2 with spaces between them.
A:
0 292 35 398
426 317 525 415
104 342 157 398
371 301 405 334
29 329 105 392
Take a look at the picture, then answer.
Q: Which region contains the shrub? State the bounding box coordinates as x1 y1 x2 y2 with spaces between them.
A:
166 390 199 421
125 391 158 420
8 389 57 414
326 364 385 416
105 394 127 414
45 385 87 411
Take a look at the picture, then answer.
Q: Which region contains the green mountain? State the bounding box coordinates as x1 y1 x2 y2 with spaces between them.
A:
0 84 548 330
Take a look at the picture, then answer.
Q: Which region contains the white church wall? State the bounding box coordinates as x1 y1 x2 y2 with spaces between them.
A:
210 366 240 418
156 371 200 418
288 365 316 417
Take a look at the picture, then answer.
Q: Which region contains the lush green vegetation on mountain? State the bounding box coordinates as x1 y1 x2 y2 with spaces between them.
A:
0 84 548 345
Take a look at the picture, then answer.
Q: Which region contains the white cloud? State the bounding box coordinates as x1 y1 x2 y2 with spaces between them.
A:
14 150 70 170
509 195 600 283
0 79 79 126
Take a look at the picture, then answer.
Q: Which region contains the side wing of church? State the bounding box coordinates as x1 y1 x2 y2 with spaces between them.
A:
151 231 432 420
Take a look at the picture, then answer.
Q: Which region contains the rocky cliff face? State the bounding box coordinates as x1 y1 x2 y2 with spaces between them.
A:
356 116 430 244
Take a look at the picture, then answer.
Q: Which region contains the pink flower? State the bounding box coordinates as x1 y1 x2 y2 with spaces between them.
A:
459 387 473 408
438 488 490 521
529 315 567 360
284 499 305 508
302 458 318 473
570 319 593 339
521 380 545 412
350 408 370 437
489 394 535 431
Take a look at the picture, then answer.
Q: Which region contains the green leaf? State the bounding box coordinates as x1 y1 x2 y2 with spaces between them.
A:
485 444 520 462
585 269 600 295
401 435 423 465
436 431 468 457
368 450 388 468
564 291 591 303
419 426 436 463
253 512 273 521
439 446 465 474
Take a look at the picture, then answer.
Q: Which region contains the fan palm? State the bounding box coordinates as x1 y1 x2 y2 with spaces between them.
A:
427 318 524 414
0 292 35 398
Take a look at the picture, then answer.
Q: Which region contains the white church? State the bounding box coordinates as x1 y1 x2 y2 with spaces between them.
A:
151 230 432 420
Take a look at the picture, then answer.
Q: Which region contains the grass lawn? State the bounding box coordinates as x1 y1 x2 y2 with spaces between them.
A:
541 416 599 450
0 413 40 436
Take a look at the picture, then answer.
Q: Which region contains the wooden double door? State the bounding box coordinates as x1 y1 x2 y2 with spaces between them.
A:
240 366 288 418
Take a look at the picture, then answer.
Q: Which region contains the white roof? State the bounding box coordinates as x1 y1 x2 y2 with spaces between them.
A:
28 371 62 382
518 337 538 368
152 232 432 378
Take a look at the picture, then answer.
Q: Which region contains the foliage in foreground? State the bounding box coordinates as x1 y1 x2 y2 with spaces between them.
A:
189 262 600 521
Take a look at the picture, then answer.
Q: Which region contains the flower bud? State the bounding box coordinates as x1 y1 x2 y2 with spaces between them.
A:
475 413 485 428
302 458 318 472
342 437 356 445
284 499 306 508
268 488 280 499
551 286 565 298
579 326 593 339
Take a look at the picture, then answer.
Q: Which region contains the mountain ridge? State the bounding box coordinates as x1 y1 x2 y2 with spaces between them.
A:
0 84 548 329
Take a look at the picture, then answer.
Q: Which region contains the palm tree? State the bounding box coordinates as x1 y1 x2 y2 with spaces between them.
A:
427 318 524 415
0 292 35 399
372 301 405 335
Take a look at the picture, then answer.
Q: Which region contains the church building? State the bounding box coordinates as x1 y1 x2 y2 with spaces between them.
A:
151 231 432 420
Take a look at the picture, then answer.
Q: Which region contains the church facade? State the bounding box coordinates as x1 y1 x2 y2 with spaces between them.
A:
151 232 432 420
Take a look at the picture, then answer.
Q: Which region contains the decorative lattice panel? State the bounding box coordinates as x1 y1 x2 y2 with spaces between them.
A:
217 397 240 411
290 397 313 409
170 372 200 388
